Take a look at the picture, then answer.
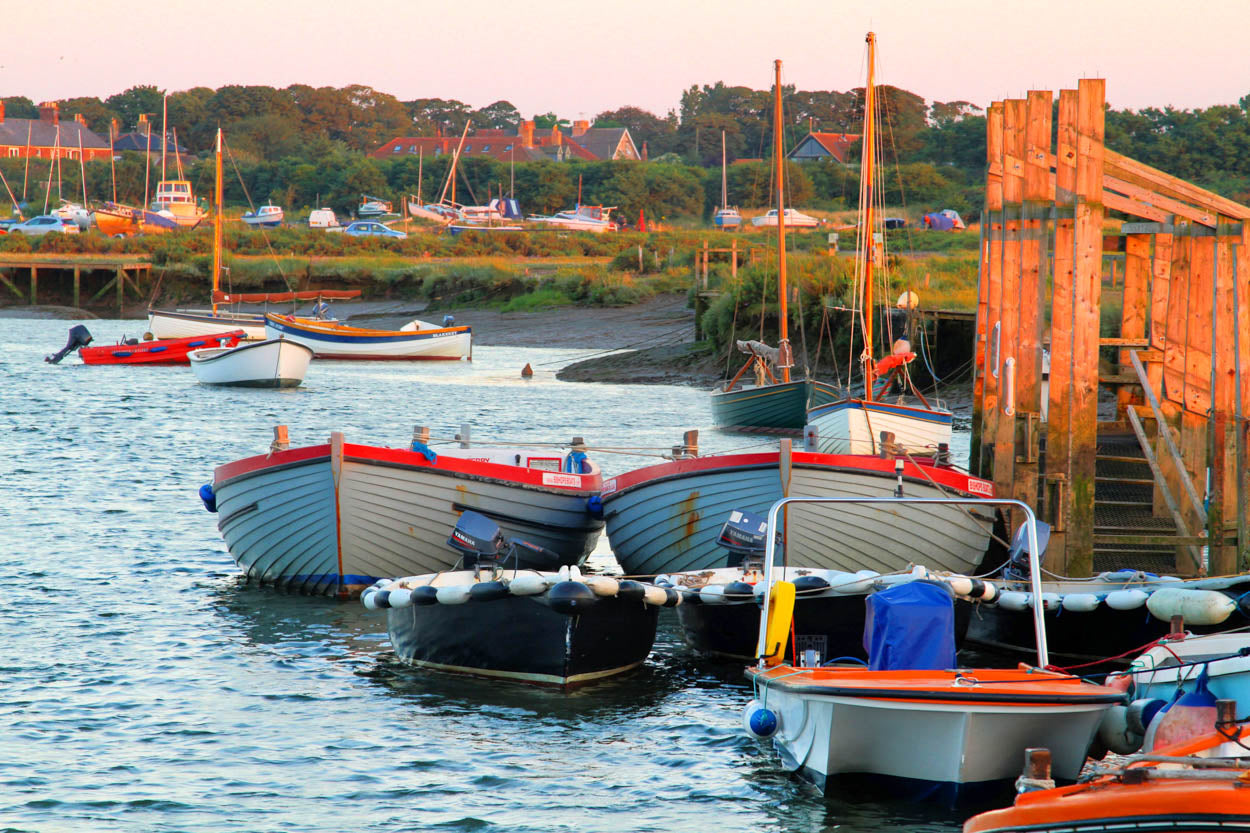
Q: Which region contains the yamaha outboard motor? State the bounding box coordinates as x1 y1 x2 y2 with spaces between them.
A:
716 509 769 569
447 510 506 571
45 325 93 364
1003 518 1052 581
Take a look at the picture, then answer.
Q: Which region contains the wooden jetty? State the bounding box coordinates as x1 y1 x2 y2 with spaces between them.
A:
0 255 152 316
973 79 1248 577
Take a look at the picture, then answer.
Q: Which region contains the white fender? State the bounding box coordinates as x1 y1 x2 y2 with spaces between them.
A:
947 575 974 597
700 584 726 604
1061 593 1101 613
1146 587 1236 626
835 569 881 594
979 581 998 603
557 565 570 582
508 574 549 596
998 591 1030 611
568 565 581 581
642 585 669 606
654 574 672 586
436 585 472 604
387 588 414 609
1027 592 1062 611
361 590 379 610
585 576 620 597
1106 589 1150 610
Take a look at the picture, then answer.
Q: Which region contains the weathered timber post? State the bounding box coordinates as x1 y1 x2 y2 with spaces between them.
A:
116 268 125 317
975 103 1004 479
1065 78 1106 577
991 99 1026 522
73 266 80 309
1015 90 1051 520
30 266 37 305
1118 235 1151 416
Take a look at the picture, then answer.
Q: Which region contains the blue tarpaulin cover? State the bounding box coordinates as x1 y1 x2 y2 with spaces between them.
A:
863 581 957 671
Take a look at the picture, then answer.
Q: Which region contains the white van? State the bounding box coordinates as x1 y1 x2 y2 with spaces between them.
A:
308 209 341 230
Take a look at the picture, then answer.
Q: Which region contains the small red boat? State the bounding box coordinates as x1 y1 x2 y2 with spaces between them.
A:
79 330 245 365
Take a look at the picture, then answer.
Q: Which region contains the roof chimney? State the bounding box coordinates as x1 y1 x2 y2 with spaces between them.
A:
74 113 87 126
551 125 562 146
0 100 5 123
642 141 649 162
519 120 534 148
572 119 589 137
38 101 59 124
138 113 148 128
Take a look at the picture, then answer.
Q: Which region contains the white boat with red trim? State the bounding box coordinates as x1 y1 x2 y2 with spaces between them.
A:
204 428 604 596
263 313 471 360
602 439 996 578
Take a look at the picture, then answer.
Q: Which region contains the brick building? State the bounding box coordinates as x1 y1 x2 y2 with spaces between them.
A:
0 101 111 162
372 120 639 163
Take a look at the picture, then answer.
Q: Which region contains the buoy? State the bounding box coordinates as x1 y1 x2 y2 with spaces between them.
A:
654 574 672 587
617 580 646 603
508 574 548 596
361 591 379 610
743 698 780 739
1061 593 1101 613
792 575 831 595
1106 588 1150 610
723 581 755 601
1126 698 1168 736
198 483 217 513
548 581 596 615
836 570 881 594
411 585 439 605
978 580 998 602
388 588 414 609
699 584 726 604
1146 587 1236 626
998 591 1030 611
642 585 669 606
947 575 974 597
1027 592 1062 612
585 495 604 519
436 585 472 605
521 363 533 378
1096 705 1144 755
468 581 510 602
584 576 619 597
662 587 681 607
372 590 392 609
762 581 797 667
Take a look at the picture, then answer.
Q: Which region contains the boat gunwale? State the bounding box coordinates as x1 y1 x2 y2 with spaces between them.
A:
264 313 470 340
188 338 313 365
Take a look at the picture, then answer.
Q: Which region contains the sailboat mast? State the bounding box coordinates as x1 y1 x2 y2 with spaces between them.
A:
22 123 32 203
109 122 117 203
439 121 471 205
417 147 423 203
721 131 728 211
773 59 790 384
143 121 152 208
160 95 168 184
862 31 877 400
212 129 222 315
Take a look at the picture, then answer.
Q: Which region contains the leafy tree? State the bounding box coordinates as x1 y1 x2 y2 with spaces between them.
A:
105 85 164 131
473 100 520 130
57 97 118 134
2 96 38 119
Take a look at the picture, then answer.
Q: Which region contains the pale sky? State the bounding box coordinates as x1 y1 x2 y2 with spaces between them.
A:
7 0 1250 118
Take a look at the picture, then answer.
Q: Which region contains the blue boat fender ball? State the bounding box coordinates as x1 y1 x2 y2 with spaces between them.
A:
743 699 780 739
662 587 680 607
198 483 217 513
724 581 755 600
792 575 830 595
616 580 646 603
585 495 604 519
372 590 392 609
548 581 597 615
411 586 439 606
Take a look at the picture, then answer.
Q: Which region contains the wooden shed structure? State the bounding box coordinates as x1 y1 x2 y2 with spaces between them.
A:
972 79 1249 578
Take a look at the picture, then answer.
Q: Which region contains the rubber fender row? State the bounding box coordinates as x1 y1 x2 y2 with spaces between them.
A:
362 566 682 616
989 586 1236 626
655 571 999 606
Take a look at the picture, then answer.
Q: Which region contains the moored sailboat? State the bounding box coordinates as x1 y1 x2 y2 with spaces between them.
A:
713 131 741 229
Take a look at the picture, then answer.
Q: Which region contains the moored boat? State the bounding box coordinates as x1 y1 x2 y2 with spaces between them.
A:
362 511 662 687
149 290 361 341
602 438 995 578
750 208 819 228
964 730 1250 833
357 195 392 217
711 343 840 430
50 327 244 366
151 179 206 228
205 428 605 596
92 201 179 237
741 486 1123 801
240 204 283 227
263 313 471 360
188 337 313 387
527 204 616 233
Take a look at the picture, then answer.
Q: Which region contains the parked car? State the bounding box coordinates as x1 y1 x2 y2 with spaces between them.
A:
6 215 80 236
341 221 406 239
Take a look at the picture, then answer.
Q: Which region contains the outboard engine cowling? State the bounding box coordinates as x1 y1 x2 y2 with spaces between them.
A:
45 324 93 364
447 510 506 570
716 509 769 569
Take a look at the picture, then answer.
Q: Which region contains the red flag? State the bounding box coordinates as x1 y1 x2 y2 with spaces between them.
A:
638 208 646 232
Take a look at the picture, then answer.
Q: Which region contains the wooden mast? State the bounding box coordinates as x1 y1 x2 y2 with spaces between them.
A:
721 130 728 211
862 31 878 400
212 129 222 315
160 94 168 184
439 121 471 205
774 59 791 384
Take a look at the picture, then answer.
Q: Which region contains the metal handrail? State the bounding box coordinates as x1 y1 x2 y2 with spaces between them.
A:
755 496 1049 668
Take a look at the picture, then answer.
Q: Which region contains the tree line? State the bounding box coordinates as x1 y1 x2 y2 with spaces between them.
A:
5 81 1250 220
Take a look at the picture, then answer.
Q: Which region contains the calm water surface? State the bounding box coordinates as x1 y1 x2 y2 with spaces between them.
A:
2 318 972 833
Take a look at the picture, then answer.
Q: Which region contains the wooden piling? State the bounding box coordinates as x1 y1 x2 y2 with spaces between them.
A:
73 266 80 309
30 266 37 305
973 102 1004 478
992 99 1025 505
1118 234 1150 415
1065 78 1106 577
1212 231 1236 573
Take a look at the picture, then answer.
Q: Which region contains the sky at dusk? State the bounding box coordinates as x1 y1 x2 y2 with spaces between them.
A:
7 0 1250 118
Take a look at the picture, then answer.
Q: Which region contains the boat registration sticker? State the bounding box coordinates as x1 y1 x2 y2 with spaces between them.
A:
602 478 617 494
967 478 993 496
527 457 561 471
542 472 581 488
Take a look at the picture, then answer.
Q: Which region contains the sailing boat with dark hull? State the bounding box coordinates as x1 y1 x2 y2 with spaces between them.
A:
710 62 838 432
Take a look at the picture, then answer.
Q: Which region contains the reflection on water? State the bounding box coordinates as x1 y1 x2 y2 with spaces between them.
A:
1 318 978 833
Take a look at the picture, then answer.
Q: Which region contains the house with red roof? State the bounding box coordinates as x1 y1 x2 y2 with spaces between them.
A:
0 101 111 162
372 120 639 163
787 132 861 164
